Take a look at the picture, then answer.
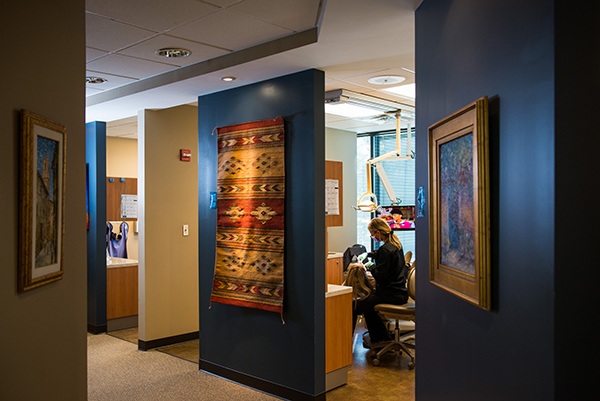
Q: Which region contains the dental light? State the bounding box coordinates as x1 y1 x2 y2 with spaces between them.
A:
324 89 415 212
355 113 414 212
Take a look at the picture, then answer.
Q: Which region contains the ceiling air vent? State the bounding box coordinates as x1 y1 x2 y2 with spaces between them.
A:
155 48 192 58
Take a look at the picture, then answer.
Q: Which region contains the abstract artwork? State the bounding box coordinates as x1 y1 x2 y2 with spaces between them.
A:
19 110 66 292
439 133 475 275
211 117 285 314
428 98 491 310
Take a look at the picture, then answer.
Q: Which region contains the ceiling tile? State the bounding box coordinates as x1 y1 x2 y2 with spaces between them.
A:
86 70 138 92
107 123 138 138
168 9 293 51
86 87 104 96
86 13 157 52
372 89 416 107
86 0 219 32
203 0 243 7
118 34 229 67
326 119 379 130
324 79 374 94
86 54 178 79
86 47 108 62
325 113 348 123
229 0 320 32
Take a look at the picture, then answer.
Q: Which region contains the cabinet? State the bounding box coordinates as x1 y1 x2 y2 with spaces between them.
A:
107 264 138 320
325 285 353 390
326 256 343 286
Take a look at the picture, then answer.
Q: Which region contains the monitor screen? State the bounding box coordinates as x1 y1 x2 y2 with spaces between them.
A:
376 205 415 230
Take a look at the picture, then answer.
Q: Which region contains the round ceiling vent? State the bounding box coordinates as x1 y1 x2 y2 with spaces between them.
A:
155 48 192 58
86 76 108 84
367 75 406 85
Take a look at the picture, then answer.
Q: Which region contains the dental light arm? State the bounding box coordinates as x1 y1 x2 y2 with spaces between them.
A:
355 121 413 212
373 162 401 206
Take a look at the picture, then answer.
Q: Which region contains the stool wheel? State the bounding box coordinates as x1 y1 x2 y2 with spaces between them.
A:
373 358 380 366
408 362 415 370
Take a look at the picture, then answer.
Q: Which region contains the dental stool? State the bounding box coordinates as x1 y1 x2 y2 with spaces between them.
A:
370 266 416 369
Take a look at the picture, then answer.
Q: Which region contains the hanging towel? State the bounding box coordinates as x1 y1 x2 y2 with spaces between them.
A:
107 221 128 258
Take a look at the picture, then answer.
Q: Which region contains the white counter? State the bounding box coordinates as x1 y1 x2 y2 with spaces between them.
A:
326 284 352 298
327 252 343 259
107 257 139 268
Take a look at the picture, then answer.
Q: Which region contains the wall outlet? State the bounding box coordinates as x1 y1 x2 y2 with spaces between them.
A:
182 224 189 236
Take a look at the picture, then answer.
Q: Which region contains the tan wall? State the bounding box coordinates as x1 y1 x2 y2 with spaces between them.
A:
0 1 87 400
107 136 138 177
106 136 139 260
325 127 358 253
138 105 199 341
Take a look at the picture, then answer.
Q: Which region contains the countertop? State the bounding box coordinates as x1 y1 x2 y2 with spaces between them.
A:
326 284 352 298
327 252 344 259
107 257 139 268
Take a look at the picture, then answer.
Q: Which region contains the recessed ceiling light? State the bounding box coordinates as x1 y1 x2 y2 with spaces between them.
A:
382 83 416 99
367 75 406 85
86 76 107 84
155 48 192 58
221 76 236 82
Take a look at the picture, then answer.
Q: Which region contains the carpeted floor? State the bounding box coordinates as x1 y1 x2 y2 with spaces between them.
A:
100 320 415 401
88 333 279 400
107 328 200 364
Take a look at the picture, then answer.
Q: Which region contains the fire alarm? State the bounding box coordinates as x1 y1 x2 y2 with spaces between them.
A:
180 149 191 162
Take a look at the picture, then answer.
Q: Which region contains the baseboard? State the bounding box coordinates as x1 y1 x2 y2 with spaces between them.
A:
87 323 107 334
138 331 199 351
200 360 326 401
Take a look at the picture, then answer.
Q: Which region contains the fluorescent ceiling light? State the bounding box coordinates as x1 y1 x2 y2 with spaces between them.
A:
382 83 416 99
325 102 382 118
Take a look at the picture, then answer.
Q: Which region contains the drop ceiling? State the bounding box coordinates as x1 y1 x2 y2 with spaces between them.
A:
86 0 422 138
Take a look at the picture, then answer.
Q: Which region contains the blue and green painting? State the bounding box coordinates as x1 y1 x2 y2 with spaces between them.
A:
439 133 475 275
35 135 60 268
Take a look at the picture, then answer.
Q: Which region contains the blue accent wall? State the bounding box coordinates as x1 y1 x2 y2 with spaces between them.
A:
415 1 555 399
198 69 326 396
86 121 107 331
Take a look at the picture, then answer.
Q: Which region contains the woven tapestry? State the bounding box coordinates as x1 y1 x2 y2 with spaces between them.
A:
211 117 285 314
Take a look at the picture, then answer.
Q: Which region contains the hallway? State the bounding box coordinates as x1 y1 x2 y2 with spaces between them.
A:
94 322 415 400
88 333 278 401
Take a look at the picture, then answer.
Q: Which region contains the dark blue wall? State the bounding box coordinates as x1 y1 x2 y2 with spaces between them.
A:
415 1 554 399
555 2 600 399
198 69 326 398
86 122 107 332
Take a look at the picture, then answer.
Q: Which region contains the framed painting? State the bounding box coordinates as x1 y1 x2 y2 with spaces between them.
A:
18 110 66 292
428 97 491 310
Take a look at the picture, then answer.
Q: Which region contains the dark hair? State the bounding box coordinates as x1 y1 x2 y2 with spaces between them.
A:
391 208 403 216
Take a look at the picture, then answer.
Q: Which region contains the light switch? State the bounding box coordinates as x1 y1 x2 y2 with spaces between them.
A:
182 224 189 236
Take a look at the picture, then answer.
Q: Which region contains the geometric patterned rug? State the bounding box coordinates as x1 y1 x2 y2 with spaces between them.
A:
211 117 285 315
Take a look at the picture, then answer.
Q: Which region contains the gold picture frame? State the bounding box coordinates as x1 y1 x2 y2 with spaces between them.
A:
18 110 66 292
428 97 491 310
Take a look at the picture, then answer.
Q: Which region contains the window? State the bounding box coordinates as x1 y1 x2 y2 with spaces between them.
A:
356 128 416 260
